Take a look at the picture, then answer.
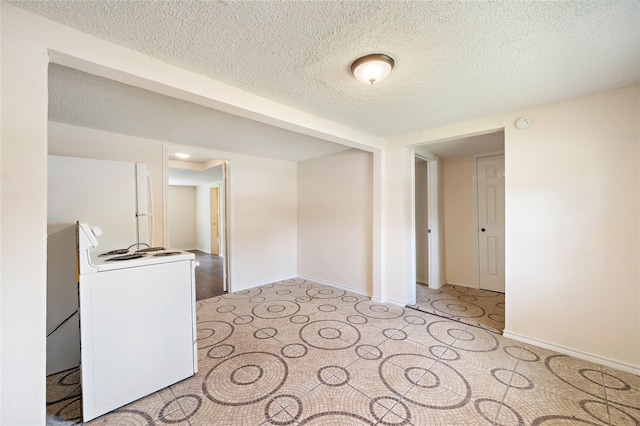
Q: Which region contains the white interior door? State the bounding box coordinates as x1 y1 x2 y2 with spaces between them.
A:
477 155 505 293
210 187 220 255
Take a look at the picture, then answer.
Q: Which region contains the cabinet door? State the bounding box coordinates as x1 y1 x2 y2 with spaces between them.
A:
79 261 195 422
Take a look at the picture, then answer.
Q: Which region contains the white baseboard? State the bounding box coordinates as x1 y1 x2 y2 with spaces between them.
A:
231 275 298 293
297 275 371 298
502 330 640 375
381 296 413 307
416 278 428 285
445 280 476 289
295 276 412 307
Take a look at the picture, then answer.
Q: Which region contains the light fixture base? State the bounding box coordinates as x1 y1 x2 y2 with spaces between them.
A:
351 54 395 85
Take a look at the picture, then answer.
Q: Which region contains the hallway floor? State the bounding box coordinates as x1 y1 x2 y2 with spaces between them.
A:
408 284 505 334
46 278 639 425
190 250 225 301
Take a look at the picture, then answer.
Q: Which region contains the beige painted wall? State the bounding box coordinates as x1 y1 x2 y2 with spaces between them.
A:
2 8 49 423
232 153 298 289
504 85 639 369
414 160 429 284
443 156 476 287
168 186 197 250
297 149 373 294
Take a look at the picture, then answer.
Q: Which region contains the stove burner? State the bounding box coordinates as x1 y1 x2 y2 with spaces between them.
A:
153 251 182 257
135 247 165 253
99 249 130 256
106 253 146 261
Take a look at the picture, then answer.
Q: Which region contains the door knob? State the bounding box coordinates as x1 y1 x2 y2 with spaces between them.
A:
481 228 486 232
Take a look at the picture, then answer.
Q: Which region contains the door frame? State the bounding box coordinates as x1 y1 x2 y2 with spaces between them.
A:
473 151 505 290
413 151 442 304
163 145 232 293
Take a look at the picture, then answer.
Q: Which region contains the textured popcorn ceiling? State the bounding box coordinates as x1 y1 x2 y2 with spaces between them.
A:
12 1 640 157
48 64 351 162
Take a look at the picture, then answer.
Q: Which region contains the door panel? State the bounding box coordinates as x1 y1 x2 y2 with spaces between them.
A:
210 187 220 255
477 155 505 293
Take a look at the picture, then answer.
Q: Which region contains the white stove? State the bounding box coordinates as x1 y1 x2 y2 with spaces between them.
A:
79 223 195 273
76 223 197 421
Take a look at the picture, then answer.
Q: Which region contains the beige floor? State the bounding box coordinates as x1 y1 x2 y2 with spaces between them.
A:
47 278 640 425
408 284 505 334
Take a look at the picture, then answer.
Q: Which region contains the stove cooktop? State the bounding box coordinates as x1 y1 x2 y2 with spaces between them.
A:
135 247 166 253
99 249 130 256
105 253 146 261
152 251 182 257
87 246 195 272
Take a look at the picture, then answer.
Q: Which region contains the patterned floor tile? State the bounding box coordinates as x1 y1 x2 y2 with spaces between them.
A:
296 383 377 424
409 283 505 334
45 278 639 425
500 384 598 425
601 365 640 412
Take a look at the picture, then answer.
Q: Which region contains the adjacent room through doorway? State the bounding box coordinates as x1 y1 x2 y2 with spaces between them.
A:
409 131 506 333
166 149 229 301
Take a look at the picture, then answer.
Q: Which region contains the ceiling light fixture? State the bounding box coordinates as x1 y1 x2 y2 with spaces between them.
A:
175 153 190 159
351 54 395 85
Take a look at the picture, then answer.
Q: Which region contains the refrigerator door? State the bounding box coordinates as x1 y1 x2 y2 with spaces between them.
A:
135 163 154 247
47 155 142 375
48 155 138 251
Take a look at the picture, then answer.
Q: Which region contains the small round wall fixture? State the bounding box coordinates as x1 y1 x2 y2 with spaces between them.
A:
351 54 395 85
515 117 532 129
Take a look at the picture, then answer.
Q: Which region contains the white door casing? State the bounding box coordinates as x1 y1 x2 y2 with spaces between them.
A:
413 152 442 295
415 158 429 285
477 155 505 293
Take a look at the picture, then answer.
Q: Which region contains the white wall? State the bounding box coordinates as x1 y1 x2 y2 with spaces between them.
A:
168 185 197 250
383 142 416 304
232 154 297 290
414 160 428 284
298 149 373 294
443 156 476 287
503 86 639 371
1 7 49 424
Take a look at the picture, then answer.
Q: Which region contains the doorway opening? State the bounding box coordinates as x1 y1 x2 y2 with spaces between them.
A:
409 131 506 334
164 146 231 300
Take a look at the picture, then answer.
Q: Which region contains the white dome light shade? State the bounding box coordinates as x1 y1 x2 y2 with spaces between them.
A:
351 54 395 85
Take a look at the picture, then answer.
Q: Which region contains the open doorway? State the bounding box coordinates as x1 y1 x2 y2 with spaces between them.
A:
164 146 230 300
409 131 506 334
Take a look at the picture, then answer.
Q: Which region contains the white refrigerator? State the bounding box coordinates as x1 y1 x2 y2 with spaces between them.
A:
47 155 154 375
